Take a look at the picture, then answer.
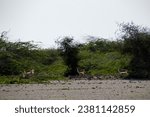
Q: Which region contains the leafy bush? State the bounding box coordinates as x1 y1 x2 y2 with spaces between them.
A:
79 50 130 75
57 37 79 76
119 22 150 79
83 38 123 52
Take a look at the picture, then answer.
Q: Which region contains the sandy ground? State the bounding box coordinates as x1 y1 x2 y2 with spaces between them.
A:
0 80 150 100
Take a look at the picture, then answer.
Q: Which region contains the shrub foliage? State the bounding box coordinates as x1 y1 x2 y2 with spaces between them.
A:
57 37 79 76
119 22 150 79
0 22 150 82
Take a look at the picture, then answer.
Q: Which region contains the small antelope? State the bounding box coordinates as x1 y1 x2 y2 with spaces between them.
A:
77 68 85 76
118 69 128 75
22 69 34 78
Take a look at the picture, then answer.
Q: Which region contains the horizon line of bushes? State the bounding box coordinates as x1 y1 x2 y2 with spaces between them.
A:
0 22 150 82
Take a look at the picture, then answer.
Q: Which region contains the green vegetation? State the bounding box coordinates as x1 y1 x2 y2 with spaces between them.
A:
0 22 150 83
78 38 130 75
57 37 79 76
119 22 150 79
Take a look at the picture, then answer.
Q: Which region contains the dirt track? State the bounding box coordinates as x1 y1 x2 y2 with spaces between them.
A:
0 80 150 100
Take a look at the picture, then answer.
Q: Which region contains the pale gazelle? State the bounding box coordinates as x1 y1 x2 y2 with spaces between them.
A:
22 69 35 78
77 68 85 76
118 68 128 75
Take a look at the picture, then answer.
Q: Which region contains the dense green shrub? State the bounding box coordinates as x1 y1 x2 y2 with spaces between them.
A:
79 50 130 75
57 37 79 76
119 22 150 79
82 38 123 53
0 31 59 76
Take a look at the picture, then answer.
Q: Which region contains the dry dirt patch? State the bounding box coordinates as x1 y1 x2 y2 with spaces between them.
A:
0 80 150 100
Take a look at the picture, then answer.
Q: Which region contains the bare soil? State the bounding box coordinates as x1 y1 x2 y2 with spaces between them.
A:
0 80 150 100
